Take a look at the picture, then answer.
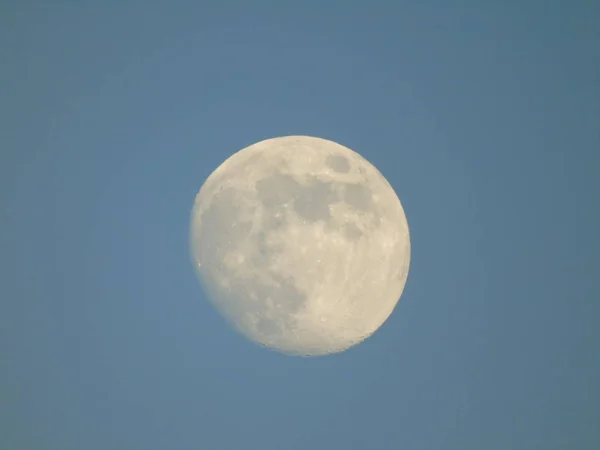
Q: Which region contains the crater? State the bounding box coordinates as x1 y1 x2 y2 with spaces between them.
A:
325 154 350 173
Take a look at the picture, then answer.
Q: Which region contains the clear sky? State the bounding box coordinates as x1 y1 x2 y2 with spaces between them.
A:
2 2 599 449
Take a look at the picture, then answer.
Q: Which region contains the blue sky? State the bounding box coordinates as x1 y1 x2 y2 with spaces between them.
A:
1 2 599 449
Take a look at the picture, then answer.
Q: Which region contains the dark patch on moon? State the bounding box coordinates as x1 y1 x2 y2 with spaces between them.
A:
325 154 350 173
256 173 302 207
250 229 285 268
293 179 338 222
263 206 287 230
256 171 341 224
343 223 363 240
342 183 373 211
242 151 264 168
270 273 307 311
250 231 272 268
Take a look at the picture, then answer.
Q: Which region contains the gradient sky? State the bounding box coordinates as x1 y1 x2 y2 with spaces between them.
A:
2 2 599 449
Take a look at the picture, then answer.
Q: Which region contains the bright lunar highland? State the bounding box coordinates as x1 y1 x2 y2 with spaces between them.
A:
190 136 410 356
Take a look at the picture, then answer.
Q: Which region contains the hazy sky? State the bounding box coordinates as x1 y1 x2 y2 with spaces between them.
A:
2 2 599 449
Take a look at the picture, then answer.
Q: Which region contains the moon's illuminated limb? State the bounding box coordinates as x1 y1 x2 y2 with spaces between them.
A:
190 136 410 356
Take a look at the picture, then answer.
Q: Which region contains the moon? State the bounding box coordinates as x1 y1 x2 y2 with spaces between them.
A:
190 136 410 356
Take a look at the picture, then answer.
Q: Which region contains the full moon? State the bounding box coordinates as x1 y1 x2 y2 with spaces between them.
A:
190 136 410 356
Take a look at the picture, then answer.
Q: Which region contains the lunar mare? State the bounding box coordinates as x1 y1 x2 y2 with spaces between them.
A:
190 136 410 356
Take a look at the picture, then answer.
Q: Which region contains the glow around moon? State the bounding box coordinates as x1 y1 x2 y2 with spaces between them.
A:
190 136 410 356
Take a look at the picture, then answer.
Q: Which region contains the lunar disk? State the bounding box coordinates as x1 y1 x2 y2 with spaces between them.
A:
190 136 410 356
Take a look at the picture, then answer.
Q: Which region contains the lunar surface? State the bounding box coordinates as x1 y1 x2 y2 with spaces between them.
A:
190 136 410 356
